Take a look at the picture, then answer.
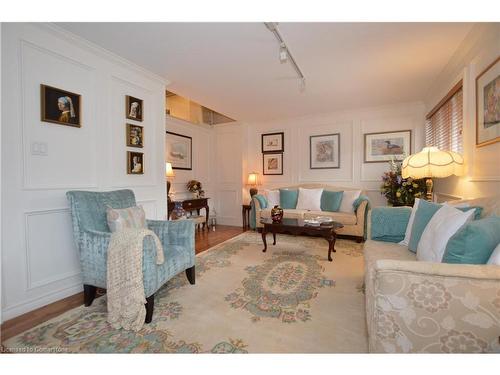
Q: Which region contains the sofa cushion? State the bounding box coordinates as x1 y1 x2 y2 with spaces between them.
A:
303 210 357 225
253 194 268 209
399 198 420 246
263 189 280 207
106 205 146 233
339 190 361 213
487 243 500 265
296 187 323 211
280 189 299 209
443 216 500 265
321 190 343 212
364 240 416 276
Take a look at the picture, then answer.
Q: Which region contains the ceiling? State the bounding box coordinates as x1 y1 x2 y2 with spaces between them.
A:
56 22 473 122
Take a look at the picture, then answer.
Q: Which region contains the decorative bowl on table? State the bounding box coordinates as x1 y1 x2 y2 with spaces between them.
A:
270 205 284 222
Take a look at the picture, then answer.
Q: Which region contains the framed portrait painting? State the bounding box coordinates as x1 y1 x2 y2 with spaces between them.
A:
310 133 340 169
127 151 144 174
364 130 411 163
476 56 500 147
263 153 283 175
126 124 144 148
40 84 81 127
126 95 143 122
262 132 284 153
166 131 192 170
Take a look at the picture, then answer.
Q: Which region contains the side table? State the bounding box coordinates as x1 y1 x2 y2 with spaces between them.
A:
242 204 251 230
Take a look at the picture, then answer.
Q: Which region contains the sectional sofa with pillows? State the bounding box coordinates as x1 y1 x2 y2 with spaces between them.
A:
364 196 500 353
251 184 370 241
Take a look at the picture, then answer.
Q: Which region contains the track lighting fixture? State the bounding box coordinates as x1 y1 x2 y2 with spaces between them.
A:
279 43 287 64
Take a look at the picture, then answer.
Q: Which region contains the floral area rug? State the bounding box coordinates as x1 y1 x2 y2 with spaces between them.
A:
3 232 368 353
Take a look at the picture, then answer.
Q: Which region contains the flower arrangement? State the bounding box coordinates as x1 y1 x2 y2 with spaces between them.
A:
380 157 426 206
186 180 204 198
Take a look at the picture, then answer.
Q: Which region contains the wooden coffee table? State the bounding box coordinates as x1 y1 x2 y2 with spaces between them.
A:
260 217 344 262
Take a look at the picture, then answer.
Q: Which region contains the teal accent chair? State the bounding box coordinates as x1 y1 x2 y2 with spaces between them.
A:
66 189 195 323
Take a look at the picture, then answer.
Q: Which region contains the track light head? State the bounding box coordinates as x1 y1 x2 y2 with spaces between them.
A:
279 43 287 64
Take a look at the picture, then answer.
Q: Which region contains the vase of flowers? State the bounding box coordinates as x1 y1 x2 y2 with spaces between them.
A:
380 157 426 206
186 180 205 199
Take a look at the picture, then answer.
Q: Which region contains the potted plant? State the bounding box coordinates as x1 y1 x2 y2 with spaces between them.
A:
380 157 426 206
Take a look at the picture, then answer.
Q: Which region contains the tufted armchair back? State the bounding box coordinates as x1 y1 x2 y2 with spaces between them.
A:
66 190 136 244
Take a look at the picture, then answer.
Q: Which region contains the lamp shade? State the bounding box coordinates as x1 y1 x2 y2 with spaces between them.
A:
402 147 464 179
247 172 261 186
165 162 175 177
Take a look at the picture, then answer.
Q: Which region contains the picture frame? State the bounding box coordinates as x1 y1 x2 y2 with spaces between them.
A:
262 132 284 153
127 151 144 175
40 84 81 128
126 123 144 148
476 56 500 147
263 153 283 175
166 131 192 170
126 95 143 122
310 133 340 169
364 130 411 163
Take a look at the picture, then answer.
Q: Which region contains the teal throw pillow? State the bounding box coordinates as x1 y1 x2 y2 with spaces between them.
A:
253 194 268 209
321 191 343 212
442 216 500 264
280 189 299 209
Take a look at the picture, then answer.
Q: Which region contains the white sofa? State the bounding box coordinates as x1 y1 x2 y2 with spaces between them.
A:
364 196 500 353
253 184 369 241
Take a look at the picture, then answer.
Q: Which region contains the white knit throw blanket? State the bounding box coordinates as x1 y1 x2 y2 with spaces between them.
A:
106 228 164 331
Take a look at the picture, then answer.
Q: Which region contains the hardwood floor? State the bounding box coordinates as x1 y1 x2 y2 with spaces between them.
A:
0 225 246 343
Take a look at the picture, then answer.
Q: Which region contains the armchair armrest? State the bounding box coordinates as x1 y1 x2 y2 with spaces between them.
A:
368 259 500 353
370 206 411 243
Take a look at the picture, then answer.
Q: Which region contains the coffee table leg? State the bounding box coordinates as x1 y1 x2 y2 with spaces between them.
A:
262 228 268 253
326 232 337 262
272 232 276 245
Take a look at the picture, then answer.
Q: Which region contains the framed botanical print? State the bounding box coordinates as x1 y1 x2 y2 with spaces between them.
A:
166 131 192 170
40 84 81 127
310 133 340 169
126 124 144 148
262 132 284 153
364 130 411 163
263 153 283 175
127 151 144 174
126 95 143 122
476 56 499 147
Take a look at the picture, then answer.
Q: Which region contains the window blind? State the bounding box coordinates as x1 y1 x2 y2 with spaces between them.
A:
425 80 463 154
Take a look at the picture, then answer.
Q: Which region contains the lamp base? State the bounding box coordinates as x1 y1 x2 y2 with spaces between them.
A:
249 188 258 197
425 178 433 201
167 180 171 202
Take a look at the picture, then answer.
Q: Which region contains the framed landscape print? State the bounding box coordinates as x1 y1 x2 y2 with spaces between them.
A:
126 124 144 148
476 56 500 147
310 133 340 169
166 131 192 170
263 153 283 175
364 130 411 163
127 151 144 174
126 95 143 122
40 84 81 127
262 132 284 153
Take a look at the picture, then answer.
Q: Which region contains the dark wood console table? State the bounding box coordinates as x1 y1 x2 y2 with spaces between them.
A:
168 198 210 228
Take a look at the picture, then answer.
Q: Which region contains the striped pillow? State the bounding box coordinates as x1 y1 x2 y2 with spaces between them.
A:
106 205 146 232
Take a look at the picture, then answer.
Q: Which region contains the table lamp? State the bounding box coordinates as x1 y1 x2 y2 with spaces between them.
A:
166 162 175 200
247 171 261 197
402 146 464 201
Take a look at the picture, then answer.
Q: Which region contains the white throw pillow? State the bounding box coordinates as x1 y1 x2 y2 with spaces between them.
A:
487 243 500 265
399 198 421 247
296 187 323 211
416 205 475 263
264 189 280 207
339 190 361 213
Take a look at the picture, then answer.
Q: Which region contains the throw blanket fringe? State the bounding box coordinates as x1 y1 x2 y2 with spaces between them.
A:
107 228 164 331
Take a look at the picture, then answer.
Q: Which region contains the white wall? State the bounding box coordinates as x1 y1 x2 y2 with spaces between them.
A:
426 23 500 200
1 23 167 321
242 102 425 207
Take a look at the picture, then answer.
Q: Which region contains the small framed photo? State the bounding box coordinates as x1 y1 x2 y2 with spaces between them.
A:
476 56 499 147
263 153 283 175
364 130 411 163
310 133 340 169
166 131 192 170
262 132 284 153
127 151 144 174
126 95 143 122
126 123 144 148
40 84 81 127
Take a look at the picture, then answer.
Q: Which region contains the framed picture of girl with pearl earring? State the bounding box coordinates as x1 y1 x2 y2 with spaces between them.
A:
40 84 81 127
